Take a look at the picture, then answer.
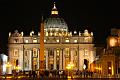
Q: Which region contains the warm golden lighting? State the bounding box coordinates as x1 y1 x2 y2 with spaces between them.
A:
46 32 48 36
50 32 53 36
66 62 74 79
109 67 111 70
56 39 59 42
84 29 89 36
74 40 77 43
74 31 77 34
15 65 21 70
6 62 12 68
109 38 117 47
51 2 58 15
95 67 101 70
65 39 69 42
25 40 28 43
66 62 74 70
44 40 46 42
83 64 86 70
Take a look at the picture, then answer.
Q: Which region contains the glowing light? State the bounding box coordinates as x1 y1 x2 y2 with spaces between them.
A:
91 32 93 36
6 62 12 68
15 65 21 70
79 32 81 36
51 2 58 15
74 31 77 34
53 2 56 9
33 39 37 43
9 32 11 37
109 38 117 47
95 67 101 70
66 62 74 70
56 39 59 42
46 32 48 36
65 39 69 42
44 40 46 42
50 32 53 36
70 32 72 36
84 29 89 36
25 40 28 43
30 31 34 36
83 64 86 70
109 67 111 69
74 40 77 43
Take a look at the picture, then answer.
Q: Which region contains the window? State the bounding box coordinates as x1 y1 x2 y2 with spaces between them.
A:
65 48 69 57
24 62 27 68
14 50 18 56
44 40 46 42
74 40 77 43
33 49 37 57
25 51 28 56
14 39 18 43
56 39 59 42
25 40 28 43
74 50 78 56
33 39 37 43
48 50 53 56
56 50 59 56
51 11 58 15
84 49 88 56
65 39 69 42
24 60 29 68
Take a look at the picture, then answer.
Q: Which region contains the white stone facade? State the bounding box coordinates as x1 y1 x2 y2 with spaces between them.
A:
8 2 96 71
8 30 95 71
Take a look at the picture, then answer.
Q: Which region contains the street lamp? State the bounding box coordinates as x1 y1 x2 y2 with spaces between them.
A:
66 62 74 79
6 62 12 74
14 65 21 72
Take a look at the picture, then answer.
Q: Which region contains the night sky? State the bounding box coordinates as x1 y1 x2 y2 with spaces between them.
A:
0 0 120 54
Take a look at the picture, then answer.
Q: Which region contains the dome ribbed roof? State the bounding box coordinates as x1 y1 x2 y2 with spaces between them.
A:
44 17 68 31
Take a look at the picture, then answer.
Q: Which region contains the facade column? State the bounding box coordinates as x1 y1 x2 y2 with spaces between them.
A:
45 50 49 70
54 49 57 70
63 49 65 70
78 50 81 70
70 49 74 63
79 49 84 70
19 49 23 71
78 46 80 70
59 49 63 70
29 50 32 70
37 49 39 70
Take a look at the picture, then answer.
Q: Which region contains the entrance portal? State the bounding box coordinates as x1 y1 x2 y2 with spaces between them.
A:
84 59 89 69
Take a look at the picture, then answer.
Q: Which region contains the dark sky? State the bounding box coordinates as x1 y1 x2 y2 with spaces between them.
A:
0 0 120 54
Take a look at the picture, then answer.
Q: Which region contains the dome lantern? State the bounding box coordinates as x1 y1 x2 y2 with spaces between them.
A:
51 2 58 15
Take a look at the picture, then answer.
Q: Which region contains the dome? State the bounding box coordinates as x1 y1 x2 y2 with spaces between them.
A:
44 17 68 32
44 2 68 32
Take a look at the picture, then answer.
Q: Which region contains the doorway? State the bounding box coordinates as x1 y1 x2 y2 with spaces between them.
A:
84 59 89 69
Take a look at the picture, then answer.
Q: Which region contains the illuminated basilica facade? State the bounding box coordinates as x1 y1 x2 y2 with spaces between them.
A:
8 3 96 71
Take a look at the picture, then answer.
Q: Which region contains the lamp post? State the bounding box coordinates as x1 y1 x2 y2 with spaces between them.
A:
6 62 12 74
15 65 21 72
66 62 74 79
